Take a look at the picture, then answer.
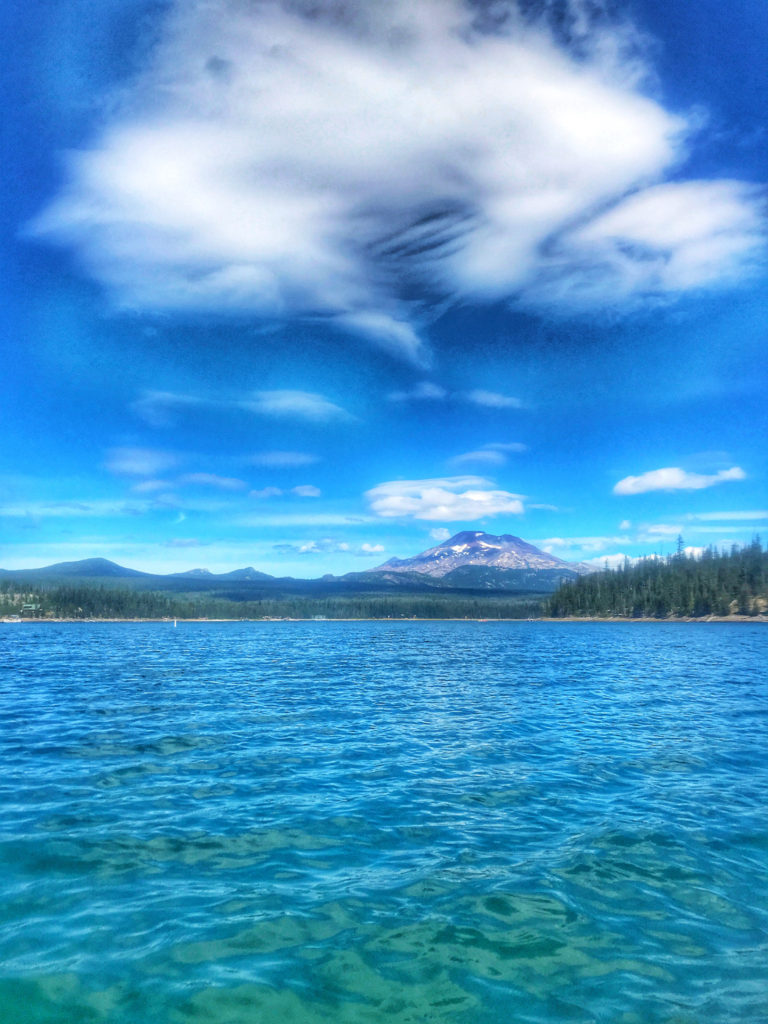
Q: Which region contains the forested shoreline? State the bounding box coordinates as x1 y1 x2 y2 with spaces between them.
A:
3 540 767 621
0 581 541 620
545 539 767 619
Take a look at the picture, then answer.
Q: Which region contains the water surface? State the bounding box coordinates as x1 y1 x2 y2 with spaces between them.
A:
1 621 766 1022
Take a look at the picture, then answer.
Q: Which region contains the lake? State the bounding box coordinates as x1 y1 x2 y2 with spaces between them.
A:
1 621 766 1023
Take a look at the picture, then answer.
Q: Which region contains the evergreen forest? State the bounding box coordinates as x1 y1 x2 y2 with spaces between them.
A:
0 580 541 620
545 539 767 618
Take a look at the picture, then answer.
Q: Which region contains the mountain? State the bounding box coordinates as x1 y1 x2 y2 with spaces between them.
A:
0 557 152 579
369 530 589 579
166 566 276 581
219 567 275 581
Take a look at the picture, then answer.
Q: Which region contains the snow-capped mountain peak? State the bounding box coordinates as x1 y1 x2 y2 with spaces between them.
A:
368 530 584 577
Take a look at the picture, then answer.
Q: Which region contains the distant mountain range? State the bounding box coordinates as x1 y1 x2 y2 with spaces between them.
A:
0 532 590 597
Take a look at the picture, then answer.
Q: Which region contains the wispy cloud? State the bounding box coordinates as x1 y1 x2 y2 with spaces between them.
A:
31 0 765 358
273 538 385 557
0 499 160 520
450 449 507 467
273 539 348 556
131 479 175 494
133 388 352 425
549 181 766 307
450 441 527 467
388 383 523 409
177 473 247 491
366 476 525 521
236 513 373 528
249 450 320 468
245 390 353 422
539 534 631 554
249 487 283 500
105 447 182 477
388 381 448 403
131 391 209 427
639 522 764 540
291 485 322 498
463 390 523 410
613 466 746 495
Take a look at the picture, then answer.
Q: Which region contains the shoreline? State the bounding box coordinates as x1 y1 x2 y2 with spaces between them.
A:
3 615 766 624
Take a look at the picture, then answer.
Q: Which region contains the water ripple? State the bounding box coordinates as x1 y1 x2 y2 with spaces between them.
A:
0 621 766 1022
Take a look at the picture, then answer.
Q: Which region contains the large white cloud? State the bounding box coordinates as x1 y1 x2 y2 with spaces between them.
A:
366 475 525 520
613 466 746 495
31 0 765 359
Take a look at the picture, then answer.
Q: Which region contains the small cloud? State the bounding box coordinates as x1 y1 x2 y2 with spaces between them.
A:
463 390 523 409
178 472 247 490
249 486 283 500
388 381 448 402
538 535 631 554
105 447 181 477
613 466 746 495
450 449 507 467
430 528 451 542
581 553 633 569
164 538 206 548
449 442 527 468
337 312 428 366
249 450 320 467
366 476 525 522
639 523 683 538
619 519 632 530
359 543 385 555
131 479 175 494
486 442 528 453
274 537 350 555
246 390 352 422
131 390 208 427
292 485 322 498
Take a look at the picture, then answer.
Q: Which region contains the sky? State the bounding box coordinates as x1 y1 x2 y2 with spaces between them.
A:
1 0 766 576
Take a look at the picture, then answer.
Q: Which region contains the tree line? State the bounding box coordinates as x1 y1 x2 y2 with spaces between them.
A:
545 538 767 618
1 581 542 620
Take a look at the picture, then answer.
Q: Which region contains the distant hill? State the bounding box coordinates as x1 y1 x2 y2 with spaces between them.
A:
0 557 152 579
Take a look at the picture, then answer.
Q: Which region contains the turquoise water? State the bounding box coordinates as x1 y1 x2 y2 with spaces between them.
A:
1 621 766 1023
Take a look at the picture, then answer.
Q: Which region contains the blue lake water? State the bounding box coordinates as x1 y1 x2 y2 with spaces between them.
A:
1 621 766 1023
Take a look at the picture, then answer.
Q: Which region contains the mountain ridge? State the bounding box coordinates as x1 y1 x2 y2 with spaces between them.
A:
0 533 591 594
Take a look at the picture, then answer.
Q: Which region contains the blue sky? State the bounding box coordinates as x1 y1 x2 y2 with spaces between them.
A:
2 0 766 576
